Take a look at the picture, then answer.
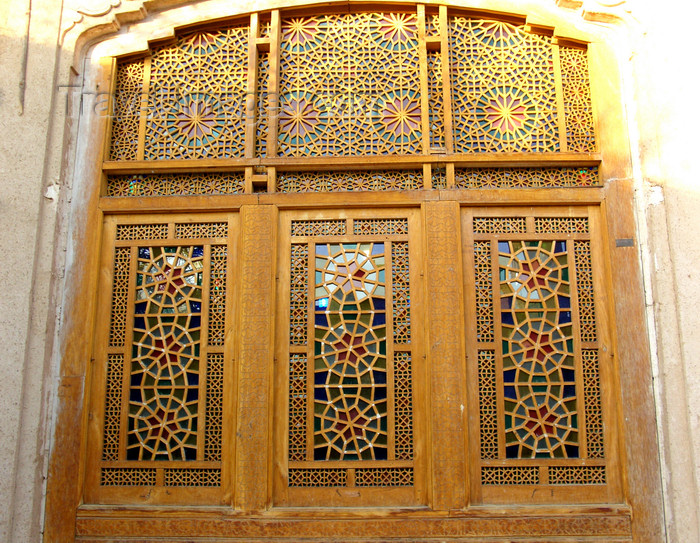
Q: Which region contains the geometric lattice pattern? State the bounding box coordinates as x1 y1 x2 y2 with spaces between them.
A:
127 246 204 461
535 217 589 234
109 60 143 161
392 242 411 344
474 217 526 235
394 352 414 460
313 243 388 460
109 248 131 347
574 241 597 343
560 47 596 152
427 50 445 151
481 466 539 485
456 167 599 189
478 351 498 459
474 242 494 341
288 216 414 487
109 15 597 163
549 465 606 485
288 354 307 461
583 349 605 458
354 218 409 236
449 19 560 153
164 468 222 487
144 27 249 160
107 173 245 197
288 468 347 487
500 240 579 459
290 244 309 345
278 13 421 156
355 467 413 486
101 468 157 486
102 354 124 461
473 213 607 489
204 353 224 462
277 170 422 193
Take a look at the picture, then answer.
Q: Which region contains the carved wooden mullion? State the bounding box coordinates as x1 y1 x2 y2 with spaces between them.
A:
244 12 260 160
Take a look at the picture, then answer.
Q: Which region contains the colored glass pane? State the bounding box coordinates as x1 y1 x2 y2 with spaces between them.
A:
127 246 204 461
313 243 388 460
499 240 578 459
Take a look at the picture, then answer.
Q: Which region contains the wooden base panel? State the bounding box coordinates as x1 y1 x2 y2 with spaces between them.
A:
75 511 632 540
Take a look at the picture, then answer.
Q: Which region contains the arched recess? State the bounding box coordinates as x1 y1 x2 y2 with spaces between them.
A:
44 1 663 541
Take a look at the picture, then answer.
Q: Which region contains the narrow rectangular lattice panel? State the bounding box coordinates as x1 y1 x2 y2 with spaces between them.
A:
109 60 143 161
278 13 422 156
287 217 414 488
427 50 445 151
456 167 599 189
560 47 596 152
107 173 245 197
277 171 422 193
473 212 607 494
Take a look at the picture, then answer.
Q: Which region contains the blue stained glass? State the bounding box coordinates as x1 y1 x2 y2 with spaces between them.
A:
503 369 516 383
192 246 204 258
315 298 329 310
559 311 572 324
554 241 566 253
372 297 385 310
558 295 571 308
138 247 150 259
372 312 386 326
372 243 384 255
134 302 147 314
504 385 517 399
502 312 514 325
498 241 510 253
190 301 202 313
562 368 575 382
315 313 329 326
133 316 145 330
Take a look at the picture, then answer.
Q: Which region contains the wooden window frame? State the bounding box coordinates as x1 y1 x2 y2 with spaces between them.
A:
43 4 663 542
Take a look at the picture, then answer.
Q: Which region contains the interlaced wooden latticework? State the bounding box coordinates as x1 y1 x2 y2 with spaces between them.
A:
105 7 598 197
284 215 415 495
91 217 231 502
466 208 609 498
78 4 632 539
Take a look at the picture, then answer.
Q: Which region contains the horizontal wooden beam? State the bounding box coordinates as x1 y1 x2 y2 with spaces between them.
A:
102 153 601 175
99 187 604 213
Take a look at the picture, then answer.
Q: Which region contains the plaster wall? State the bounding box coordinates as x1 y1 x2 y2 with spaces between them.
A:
625 2 700 541
0 0 697 541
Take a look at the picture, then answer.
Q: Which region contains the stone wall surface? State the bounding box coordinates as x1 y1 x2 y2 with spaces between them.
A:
0 0 697 541
0 0 64 541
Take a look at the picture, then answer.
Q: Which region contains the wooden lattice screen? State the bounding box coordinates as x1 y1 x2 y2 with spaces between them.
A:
77 4 631 540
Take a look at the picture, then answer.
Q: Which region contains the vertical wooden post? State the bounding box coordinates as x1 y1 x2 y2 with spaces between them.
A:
234 205 278 512
245 13 260 160
423 201 467 510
